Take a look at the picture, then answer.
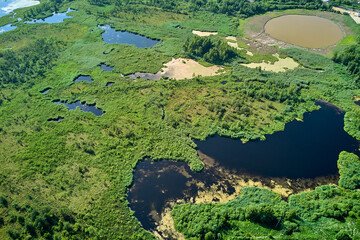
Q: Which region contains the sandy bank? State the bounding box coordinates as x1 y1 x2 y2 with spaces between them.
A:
192 30 218 36
130 58 223 80
241 53 298 72
226 36 254 56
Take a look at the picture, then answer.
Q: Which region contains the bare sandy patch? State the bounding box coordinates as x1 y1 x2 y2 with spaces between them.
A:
130 58 223 80
163 58 222 79
150 151 338 239
192 30 218 36
241 53 298 72
333 7 360 24
225 36 237 41
154 206 186 240
226 36 254 56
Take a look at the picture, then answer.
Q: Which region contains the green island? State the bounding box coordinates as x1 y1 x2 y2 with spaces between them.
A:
0 0 360 239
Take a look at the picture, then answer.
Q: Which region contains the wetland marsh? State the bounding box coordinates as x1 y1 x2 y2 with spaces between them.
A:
1 1 360 239
129 101 359 238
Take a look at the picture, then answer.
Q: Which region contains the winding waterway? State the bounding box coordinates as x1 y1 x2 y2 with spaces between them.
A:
128 101 359 238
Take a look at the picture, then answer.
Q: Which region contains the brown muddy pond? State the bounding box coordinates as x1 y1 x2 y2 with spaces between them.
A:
264 15 343 48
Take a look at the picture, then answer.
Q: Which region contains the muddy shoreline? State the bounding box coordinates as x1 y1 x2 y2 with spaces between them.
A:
244 10 351 55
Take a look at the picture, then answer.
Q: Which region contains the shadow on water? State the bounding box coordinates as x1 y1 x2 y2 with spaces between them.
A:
53 100 104 116
98 25 160 48
101 64 114 72
128 101 359 238
195 101 359 179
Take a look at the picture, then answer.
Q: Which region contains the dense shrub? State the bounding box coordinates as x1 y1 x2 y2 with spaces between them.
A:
338 151 360 189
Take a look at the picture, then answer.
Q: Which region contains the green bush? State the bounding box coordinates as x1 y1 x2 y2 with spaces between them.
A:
338 151 360 189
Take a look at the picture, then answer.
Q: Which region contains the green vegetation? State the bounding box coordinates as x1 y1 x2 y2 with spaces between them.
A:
338 151 360 189
0 39 62 86
0 0 359 239
88 0 329 18
172 152 360 239
330 0 360 10
333 44 360 84
183 35 241 64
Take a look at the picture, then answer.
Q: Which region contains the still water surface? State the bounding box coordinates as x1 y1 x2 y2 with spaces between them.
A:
264 15 343 48
195 102 359 178
0 23 16 34
53 100 104 116
99 25 160 48
128 102 359 234
73 75 93 83
27 8 74 24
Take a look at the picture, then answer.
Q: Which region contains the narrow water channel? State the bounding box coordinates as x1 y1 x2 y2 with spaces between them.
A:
128 101 359 238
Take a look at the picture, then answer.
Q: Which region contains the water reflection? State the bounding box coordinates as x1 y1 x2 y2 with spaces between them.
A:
98 25 160 48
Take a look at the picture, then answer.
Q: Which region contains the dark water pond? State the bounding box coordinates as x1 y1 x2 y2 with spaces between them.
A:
0 0 39 18
128 101 359 234
106 82 114 87
73 75 93 83
101 64 114 72
195 101 359 179
27 8 74 24
47 117 63 122
53 100 104 116
98 25 160 48
355 100 360 106
40 88 51 94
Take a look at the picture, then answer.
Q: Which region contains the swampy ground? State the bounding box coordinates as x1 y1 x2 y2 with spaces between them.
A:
0 0 360 239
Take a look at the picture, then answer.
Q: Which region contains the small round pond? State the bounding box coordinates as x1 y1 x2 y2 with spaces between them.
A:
264 15 343 48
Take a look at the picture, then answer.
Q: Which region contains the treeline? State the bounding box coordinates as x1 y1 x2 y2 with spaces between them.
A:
0 39 64 86
172 188 299 239
333 44 360 84
186 0 329 18
172 152 360 239
22 0 74 20
87 0 329 17
0 194 97 239
329 0 360 10
183 36 240 64
337 151 360 189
